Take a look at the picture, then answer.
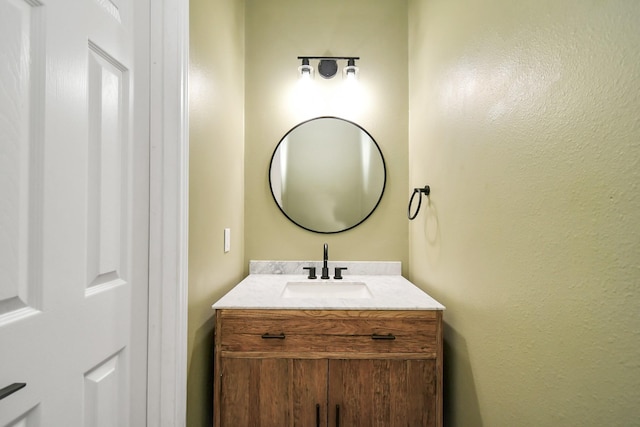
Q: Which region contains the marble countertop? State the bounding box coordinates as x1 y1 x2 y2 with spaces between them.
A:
212 261 445 311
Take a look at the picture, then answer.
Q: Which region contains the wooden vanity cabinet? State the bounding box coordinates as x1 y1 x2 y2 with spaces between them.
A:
217 357 328 426
213 309 442 427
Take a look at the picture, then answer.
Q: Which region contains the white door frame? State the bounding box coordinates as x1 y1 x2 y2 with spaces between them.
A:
148 0 189 425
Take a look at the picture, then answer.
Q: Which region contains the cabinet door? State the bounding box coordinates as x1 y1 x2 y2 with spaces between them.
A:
219 358 327 427
328 359 437 427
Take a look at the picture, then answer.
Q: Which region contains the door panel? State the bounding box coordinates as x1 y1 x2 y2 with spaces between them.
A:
0 0 148 424
0 0 45 319
5 405 40 427
219 358 327 427
86 41 128 293
83 351 126 427
329 359 437 427
220 358 289 426
290 359 328 427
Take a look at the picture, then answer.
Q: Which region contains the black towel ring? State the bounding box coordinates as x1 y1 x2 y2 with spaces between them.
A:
408 185 430 220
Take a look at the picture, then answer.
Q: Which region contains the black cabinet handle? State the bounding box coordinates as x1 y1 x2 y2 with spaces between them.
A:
336 404 340 427
371 333 396 340
316 403 320 427
0 383 26 401
261 333 286 339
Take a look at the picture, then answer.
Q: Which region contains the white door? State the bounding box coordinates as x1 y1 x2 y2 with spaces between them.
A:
0 0 149 425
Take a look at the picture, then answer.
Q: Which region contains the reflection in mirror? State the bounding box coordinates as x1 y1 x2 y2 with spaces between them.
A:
269 117 386 233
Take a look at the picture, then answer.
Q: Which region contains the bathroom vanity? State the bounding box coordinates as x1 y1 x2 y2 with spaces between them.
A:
212 261 445 427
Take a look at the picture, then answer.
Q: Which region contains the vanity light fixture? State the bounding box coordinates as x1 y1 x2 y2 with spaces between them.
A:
298 57 314 78
318 59 338 79
343 58 359 79
297 56 360 80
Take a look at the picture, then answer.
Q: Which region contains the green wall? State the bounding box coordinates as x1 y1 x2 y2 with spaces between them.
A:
188 0 245 426
408 0 640 425
189 0 640 425
244 0 409 271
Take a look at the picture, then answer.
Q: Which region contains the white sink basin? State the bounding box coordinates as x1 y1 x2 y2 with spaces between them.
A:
280 281 373 299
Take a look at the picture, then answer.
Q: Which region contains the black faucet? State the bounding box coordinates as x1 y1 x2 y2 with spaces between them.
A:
321 243 330 279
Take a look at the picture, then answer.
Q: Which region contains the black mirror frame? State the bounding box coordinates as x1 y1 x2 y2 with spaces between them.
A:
268 116 387 234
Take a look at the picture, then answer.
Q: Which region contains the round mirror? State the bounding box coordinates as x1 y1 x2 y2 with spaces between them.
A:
269 117 386 233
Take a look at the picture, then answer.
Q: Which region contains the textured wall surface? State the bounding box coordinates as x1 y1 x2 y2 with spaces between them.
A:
188 0 245 426
408 0 640 425
244 0 409 272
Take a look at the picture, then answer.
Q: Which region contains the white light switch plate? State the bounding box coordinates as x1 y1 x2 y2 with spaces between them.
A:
224 228 231 253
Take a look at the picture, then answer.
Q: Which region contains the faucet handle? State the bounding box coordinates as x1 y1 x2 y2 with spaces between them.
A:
303 266 317 279
334 267 348 280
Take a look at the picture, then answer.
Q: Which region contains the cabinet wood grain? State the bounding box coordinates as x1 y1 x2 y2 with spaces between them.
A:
329 359 437 427
214 309 442 427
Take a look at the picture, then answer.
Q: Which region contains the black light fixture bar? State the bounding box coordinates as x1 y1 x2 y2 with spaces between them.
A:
297 56 360 61
297 56 360 79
